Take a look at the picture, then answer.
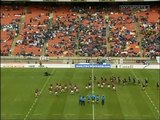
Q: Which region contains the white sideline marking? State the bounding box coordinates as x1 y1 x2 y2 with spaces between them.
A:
24 70 55 120
1 113 154 120
1 114 24 116
91 64 95 120
24 98 38 120
145 91 160 114
131 70 160 117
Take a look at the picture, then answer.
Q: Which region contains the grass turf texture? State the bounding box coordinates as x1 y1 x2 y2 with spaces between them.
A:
1 68 160 120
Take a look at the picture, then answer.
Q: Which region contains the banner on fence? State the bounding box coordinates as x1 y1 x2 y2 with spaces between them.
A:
75 64 111 68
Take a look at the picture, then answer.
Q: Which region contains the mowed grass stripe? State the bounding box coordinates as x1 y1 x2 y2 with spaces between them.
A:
24 69 56 120
93 69 157 120
126 85 154 119
131 69 159 119
65 69 92 119
1 68 52 120
62 69 78 119
132 69 159 112
28 69 57 119
76 69 93 120
114 69 140 120
141 70 159 108
116 86 141 120
30 69 69 119
93 69 124 120
29 69 92 120
60 69 91 119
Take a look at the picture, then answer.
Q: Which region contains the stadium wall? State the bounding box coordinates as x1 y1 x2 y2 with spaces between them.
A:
112 64 159 69
1 63 75 68
1 63 159 69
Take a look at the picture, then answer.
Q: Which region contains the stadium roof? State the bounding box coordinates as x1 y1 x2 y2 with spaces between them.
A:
1 0 159 2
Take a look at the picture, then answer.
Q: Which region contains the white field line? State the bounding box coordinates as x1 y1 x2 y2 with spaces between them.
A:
23 69 55 120
1 113 154 120
92 104 95 120
91 64 95 120
144 91 160 114
1 113 153 117
1 114 24 116
131 70 160 118
24 98 38 120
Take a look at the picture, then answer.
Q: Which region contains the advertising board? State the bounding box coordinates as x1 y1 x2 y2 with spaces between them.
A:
75 64 111 68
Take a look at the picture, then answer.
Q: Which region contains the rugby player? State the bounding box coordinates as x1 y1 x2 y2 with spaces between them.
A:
118 76 121 84
112 84 116 91
97 82 101 88
102 96 105 106
87 95 91 103
142 83 146 90
92 94 96 103
144 78 148 86
48 84 53 94
96 95 100 103
35 89 40 97
70 88 74 95
157 82 159 89
54 88 58 96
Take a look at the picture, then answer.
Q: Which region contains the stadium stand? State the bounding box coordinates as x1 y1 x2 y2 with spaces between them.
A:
14 5 52 56
0 3 159 58
76 6 107 57
47 6 78 56
1 5 24 56
137 6 159 58
108 7 140 57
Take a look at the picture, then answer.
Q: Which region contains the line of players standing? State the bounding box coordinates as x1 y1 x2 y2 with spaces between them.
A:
85 75 159 91
79 95 105 106
35 74 159 97
49 83 79 95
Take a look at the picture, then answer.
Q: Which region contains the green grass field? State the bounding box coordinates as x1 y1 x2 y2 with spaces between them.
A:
1 68 160 120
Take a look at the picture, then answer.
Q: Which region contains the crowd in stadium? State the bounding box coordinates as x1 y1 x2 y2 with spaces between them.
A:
1 4 159 58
